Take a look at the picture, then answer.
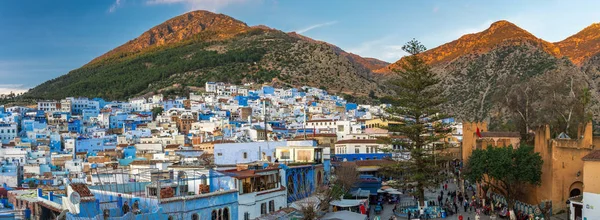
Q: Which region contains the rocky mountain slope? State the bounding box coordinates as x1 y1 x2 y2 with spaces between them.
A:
26 10 387 100
556 23 600 65
378 20 600 132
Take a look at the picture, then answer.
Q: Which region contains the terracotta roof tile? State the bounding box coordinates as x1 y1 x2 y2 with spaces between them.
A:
480 132 520 138
355 159 396 166
335 139 380 144
582 150 600 161
70 183 93 197
165 144 180 149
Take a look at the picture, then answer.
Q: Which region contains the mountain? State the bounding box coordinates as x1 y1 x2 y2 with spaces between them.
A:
377 21 600 74
375 20 561 73
376 20 600 132
556 23 600 65
26 10 388 100
89 11 250 64
286 32 389 71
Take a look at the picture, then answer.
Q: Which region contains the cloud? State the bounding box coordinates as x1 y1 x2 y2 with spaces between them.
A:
452 20 496 38
108 0 122 13
345 35 409 62
294 21 338 34
0 84 29 95
146 0 249 12
432 6 439 13
381 45 408 61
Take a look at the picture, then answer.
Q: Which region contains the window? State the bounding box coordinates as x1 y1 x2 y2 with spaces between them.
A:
192 213 199 220
269 200 275 213
223 207 230 220
243 152 248 159
280 151 290 159
355 148 360 154
261 203 267 215
244 212 250 220
211 210 217 220
217 153 222 156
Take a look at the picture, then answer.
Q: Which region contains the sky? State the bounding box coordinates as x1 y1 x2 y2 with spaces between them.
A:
1 0 599 94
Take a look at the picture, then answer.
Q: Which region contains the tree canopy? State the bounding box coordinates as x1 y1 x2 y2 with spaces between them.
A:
380 39 451 206
464 144 543 210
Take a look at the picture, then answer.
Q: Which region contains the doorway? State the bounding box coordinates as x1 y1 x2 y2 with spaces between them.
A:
574 204 582 220
570 188 582 197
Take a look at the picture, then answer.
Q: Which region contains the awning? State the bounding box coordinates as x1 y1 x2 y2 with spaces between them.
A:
330 199 365 208
321 210 367 220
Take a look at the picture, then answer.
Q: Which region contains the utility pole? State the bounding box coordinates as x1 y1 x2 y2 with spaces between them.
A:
303 106 307 140
262 100 268 141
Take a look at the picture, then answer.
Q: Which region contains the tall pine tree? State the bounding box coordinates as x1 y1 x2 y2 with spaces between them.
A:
381 39 451 206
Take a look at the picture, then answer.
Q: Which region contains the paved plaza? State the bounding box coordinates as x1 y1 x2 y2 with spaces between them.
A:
368 179 568 220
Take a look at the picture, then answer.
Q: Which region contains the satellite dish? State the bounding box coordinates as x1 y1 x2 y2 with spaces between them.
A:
70 192 81 205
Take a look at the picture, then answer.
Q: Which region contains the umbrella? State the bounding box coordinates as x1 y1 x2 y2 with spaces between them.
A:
377 189 386 193
388 190 403 195
385 188 398 192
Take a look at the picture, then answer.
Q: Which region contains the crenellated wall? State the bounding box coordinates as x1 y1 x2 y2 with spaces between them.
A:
462 121 596 213
529 123 594 212
462 122 487 161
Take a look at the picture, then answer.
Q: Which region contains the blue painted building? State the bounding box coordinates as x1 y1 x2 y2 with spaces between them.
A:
353 175 383 197
345 103 358 111
74 137 116 153
92 97 109 109
109 112 127 129
49 133 62 152
162 100 184 111
279 163 326 203
234 96 249 107
199 112 215 121
82 109 99 122
332 153 392 162
21 119 47 132
262 86 275 95
122 146 136 159
68 119 82 133
34 110 46 123
58 172 239 220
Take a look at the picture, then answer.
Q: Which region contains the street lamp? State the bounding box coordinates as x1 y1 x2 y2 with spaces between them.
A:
565 200 571 220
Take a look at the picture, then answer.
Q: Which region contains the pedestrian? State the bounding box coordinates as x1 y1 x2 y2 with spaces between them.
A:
132 200 140 214
445 183 448 191
454 202 458 214
408 211 411 220
419 207 424 219
122 201 130 214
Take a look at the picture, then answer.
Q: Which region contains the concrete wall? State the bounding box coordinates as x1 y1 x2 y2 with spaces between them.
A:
214 141 287 165
158 190 238 220
582 192 600 219
462 122 596 213
461 122 487 161
583 160 600 193
530 124 593 212
238 189 287 220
